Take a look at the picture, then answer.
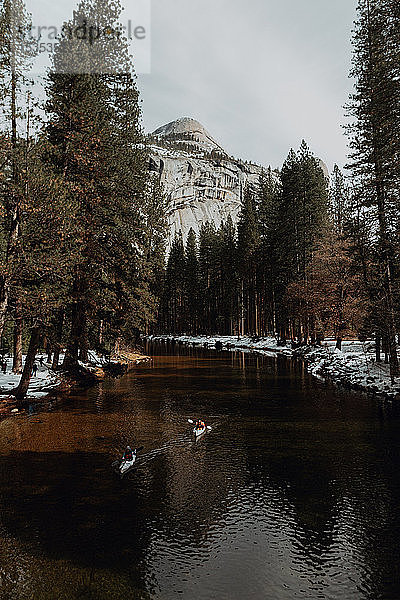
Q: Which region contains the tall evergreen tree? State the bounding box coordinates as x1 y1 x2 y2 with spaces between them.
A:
277 142 329 341
257 168 281 334
237 185 260 336
163 233 185 333
346 0 400 379
185 228 199 334
0 0 36 345
43 0 166 367
219 216 238 335
198 222 219 334
330 165 349 235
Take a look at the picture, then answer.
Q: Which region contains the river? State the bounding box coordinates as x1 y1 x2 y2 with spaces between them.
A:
0 342 400 600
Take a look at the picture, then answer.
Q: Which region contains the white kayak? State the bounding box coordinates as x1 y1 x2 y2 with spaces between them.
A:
193 426 207 438
119 452 137 474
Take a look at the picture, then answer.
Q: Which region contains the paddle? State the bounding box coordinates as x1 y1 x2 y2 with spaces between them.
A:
188 418 212 431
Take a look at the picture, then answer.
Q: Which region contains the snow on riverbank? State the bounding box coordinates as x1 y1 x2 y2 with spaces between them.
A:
147 335 400 399
0 350 109 402
0 354 61 401
0 349 150 405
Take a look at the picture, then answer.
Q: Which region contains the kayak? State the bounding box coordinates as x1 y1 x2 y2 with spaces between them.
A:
193 426 206 438
188 419 211 438
120 452 136 474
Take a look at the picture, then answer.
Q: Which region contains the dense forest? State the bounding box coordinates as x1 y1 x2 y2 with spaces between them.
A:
159 151 357 342
158 0 400 380
0 0 166 397
0 0 399 399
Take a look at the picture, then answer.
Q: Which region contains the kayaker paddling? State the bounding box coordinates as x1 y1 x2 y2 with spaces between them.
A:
187 418 211 438
119 445 144 475
123 446 133 461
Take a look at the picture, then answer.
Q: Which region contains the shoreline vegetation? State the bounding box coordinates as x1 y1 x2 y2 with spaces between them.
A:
0 0 398 408
147 335 400 400
0 0 166 407
156 1 400 388
0 349 151 414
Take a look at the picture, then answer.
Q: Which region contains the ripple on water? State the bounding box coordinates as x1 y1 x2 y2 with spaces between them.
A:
0 345 399 600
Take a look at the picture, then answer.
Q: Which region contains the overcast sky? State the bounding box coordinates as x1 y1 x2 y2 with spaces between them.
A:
138 0 358 172
25 0 358 172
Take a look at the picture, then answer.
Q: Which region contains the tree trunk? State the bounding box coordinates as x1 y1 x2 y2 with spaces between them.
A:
63 305 81 368
385 264 399 382
79 301 88 362
383 336 389 364
14 326 41 401
241 281 245 337
99 319 104 346
0 52 20 344
12 300 23 374
63 267 87 369
237 290 241 340
364 0 399 382
0 280 9 346
375 333 381 363
52 310 64 370
80 329 88 363
52 346 60 370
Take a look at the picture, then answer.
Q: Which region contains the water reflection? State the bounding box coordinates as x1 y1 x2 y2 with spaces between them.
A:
0 343 399 599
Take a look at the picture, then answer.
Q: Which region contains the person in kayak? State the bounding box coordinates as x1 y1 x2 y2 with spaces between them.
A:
195 419 205 430
123 446 134 461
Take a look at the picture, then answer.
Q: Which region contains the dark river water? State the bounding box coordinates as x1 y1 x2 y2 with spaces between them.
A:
1 342 400 600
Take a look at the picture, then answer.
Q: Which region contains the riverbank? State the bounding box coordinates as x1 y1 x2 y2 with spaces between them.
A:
147 335 400 399
0 349 151 412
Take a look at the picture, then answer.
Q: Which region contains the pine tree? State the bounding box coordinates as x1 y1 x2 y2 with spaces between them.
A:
257 168 281 334
43 0 166 367
6 135 80 397
330 165 349 235
237 185 260 336
219 216 238 335
277 142 329 341
346 0 400 380
163 233 185 333
286 227 366 349
198 222 219 334
185 228 199 334
138 176 168 336
0 0 36 344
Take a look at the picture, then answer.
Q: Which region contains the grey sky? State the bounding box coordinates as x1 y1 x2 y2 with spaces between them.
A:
24 0 358 172
138 0 358 172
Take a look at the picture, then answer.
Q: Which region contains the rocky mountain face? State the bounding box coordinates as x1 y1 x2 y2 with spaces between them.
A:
148 117 328 247
148 117 265 244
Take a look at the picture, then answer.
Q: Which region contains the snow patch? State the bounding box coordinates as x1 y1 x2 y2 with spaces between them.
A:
146 335 400 399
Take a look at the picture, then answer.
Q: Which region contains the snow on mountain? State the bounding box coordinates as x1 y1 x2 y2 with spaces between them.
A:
148 117 329 248
152 117 226 155
148 117 264 245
